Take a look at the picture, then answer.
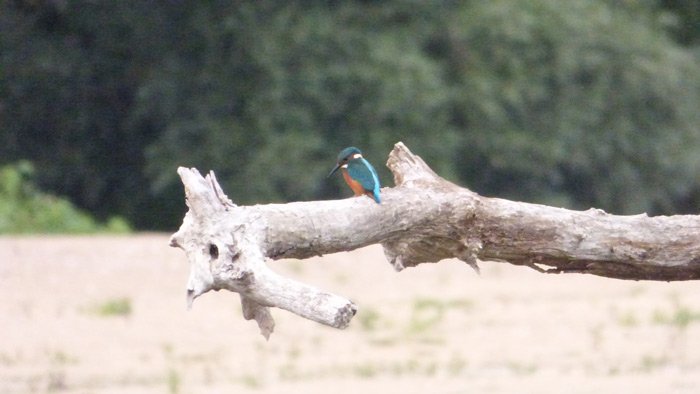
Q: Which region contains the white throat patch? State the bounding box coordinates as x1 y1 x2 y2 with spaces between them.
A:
352 153 363 159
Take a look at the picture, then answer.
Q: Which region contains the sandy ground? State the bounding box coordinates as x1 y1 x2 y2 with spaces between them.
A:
1 234 700 393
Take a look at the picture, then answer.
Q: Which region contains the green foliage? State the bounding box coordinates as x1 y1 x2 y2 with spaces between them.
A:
0 162 130 233
409 298 446 334
141 2 458 205
660 0 700 46
166 368 181 394
358 308 381 332
651 303 700 329
443 0 700 213
91 297 133 317
2 1 700 229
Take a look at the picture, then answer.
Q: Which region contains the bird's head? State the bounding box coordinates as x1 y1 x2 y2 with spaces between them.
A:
328 147 363 177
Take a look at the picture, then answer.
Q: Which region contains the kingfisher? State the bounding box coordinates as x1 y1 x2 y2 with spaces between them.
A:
328 147 381 204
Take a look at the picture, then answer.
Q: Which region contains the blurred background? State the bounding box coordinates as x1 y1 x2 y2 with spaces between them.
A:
1 0 699 232
3 2 700 393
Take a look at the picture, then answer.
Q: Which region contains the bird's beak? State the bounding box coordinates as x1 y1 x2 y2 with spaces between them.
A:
328 163 341 178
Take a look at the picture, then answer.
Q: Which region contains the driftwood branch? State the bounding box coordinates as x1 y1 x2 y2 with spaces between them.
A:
170 142 700 338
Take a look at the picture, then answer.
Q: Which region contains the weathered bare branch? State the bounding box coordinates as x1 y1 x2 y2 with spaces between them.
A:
171 142 700 337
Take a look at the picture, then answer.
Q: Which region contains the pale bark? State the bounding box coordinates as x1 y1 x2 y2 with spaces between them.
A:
170 142 700 338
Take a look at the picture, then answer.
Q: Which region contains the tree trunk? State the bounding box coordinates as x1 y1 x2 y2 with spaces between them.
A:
170 142 700 338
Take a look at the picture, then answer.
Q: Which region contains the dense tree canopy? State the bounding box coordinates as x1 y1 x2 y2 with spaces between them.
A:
1 0 699 230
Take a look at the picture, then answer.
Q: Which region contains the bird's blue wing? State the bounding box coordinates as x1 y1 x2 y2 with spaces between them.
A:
348 158 381 203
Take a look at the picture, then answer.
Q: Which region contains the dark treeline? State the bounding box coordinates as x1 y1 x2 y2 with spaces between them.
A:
2 1 699 230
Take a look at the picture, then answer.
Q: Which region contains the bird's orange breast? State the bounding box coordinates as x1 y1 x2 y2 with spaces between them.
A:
342 168 367 197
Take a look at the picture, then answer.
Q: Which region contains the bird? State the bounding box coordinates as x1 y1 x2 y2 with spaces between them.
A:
328 147 381 204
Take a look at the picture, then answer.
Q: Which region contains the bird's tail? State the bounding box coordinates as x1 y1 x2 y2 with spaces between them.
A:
371 189 381 204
